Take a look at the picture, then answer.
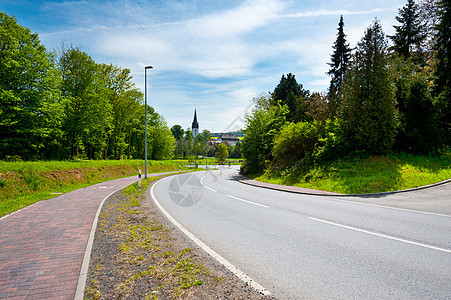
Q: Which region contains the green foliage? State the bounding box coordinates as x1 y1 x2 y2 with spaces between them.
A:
253 151 451 194
171 125 184 140
98 63 143 160
393 57 443 153
328 15 352 114
389 0 426 59
58 46 113 159
314 118 348 162
0 13 175 161
215 143 229 162
0 13 65 160
271 121 325 173
433 0 451 144
271 73 310 122
0 159 183 217
241 99 288 173
339 19 397 155
146 107 175 160
228 142 241 159
240 7 450 190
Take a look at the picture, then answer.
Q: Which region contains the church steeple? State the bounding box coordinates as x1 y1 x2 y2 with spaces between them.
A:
191 109 199 138
192 109 199 129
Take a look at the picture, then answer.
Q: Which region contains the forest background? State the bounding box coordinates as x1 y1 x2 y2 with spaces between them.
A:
0 0 450 179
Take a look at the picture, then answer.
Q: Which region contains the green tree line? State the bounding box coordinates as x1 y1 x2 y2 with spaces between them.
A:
0 13 174 161
241 0 450 174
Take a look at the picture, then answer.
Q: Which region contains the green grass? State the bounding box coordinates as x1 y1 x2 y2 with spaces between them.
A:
0 159 186 218
250 151 451 194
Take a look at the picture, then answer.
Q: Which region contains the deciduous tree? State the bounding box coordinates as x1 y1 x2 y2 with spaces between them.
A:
98 63 143 159
241 98 288 173
171 125 184 140
58 46 113 159
0 13 65 160
215 143 229 162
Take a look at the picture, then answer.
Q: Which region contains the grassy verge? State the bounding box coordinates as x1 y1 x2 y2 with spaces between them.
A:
84 177 238 299
249 152 451 194
0 160 186 218
86 178 213 298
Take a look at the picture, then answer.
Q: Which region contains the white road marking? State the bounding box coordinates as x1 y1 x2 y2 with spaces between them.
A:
227 195 269 208
328 197 451 218
309 217 451 254
150 179 271 296
204 185 218 193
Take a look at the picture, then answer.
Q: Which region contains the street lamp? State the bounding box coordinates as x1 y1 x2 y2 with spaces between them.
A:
144 66 153 178
191 109 199 170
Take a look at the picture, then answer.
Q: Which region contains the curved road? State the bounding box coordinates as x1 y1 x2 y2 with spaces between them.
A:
151 167 451 299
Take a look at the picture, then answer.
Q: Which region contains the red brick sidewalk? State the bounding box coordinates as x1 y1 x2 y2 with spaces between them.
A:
0 173 174 300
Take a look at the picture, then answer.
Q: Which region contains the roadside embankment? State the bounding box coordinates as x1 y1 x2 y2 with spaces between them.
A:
0 160 183 218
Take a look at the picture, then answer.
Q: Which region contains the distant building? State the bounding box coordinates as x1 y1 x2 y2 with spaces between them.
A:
215 134 240 146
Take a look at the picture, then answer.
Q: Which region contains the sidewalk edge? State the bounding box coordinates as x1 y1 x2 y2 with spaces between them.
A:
232 173 451 197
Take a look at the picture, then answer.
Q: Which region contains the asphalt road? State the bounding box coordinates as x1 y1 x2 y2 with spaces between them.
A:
151 167 451 299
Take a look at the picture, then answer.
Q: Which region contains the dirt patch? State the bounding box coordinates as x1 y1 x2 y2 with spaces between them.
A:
85 178 276 299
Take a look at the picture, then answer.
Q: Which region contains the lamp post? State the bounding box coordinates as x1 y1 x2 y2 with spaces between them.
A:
205 130 207 169
191 110 199 170
144 66 153 178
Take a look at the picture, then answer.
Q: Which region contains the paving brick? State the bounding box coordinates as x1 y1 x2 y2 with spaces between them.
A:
1 172 178 298
0 176 140 299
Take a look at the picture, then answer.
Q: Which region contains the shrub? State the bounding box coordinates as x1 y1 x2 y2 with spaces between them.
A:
271 121 325 172
315 118 348 162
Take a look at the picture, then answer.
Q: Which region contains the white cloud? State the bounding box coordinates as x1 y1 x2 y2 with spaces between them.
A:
17 0 406 130
188 0 282 39
282 8 392 18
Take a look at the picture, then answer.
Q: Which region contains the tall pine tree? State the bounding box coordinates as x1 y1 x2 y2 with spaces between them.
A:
339 19 397 154
389 0 426 59
327 15 351 116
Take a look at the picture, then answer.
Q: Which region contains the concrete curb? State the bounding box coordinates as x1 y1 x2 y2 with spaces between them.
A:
232 173 451 198
75 171 184 299
74 178 137 300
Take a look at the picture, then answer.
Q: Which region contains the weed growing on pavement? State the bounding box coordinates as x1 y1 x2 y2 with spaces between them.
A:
85 176 221 299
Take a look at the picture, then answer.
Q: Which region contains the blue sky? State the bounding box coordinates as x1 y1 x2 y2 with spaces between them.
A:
1 0 405 132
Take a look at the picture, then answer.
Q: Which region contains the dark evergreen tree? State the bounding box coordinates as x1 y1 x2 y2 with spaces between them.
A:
389 0 426 59
327 15 351 116
394 59 441 153
433 0 451 144
271 73 309 122
339 19 397 154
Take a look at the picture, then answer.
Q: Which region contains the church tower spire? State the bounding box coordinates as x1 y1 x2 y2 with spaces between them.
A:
191 109 199 138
